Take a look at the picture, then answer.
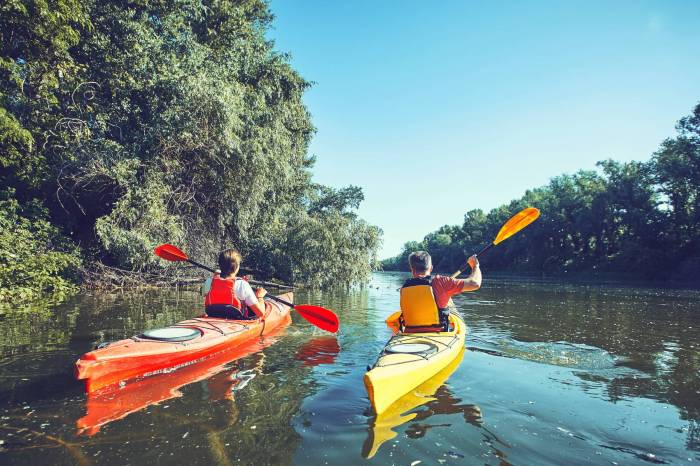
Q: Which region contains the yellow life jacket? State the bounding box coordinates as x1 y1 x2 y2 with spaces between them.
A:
400 276 442 330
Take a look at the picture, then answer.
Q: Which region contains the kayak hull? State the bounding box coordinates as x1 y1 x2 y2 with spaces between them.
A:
75 292 293 394
363 347 466 458
364 312 466 415
76 325 288 436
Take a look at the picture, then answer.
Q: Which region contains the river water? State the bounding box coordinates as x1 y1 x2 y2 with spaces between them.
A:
1 272 698 465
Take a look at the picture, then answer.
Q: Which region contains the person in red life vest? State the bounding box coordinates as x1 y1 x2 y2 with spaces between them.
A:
400 251 481 332
203 248 268 319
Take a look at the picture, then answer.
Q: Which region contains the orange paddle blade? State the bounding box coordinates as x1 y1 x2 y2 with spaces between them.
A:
294 305 339 333
385 311 401 326
385 311 402 333
154 244 189 262
493 207 540 245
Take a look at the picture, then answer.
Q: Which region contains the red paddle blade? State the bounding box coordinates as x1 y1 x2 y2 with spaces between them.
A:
154 244 189 262
294 305 339 333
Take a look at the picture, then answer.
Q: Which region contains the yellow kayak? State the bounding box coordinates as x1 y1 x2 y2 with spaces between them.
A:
363 347 466 458
364 311 467 415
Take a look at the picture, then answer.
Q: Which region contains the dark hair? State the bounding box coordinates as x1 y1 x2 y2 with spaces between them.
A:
408 251 432 274
218 248 242 278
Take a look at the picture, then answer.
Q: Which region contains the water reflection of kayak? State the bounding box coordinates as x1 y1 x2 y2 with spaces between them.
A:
364 312 467 415
363 348 471 458
75 292 293 394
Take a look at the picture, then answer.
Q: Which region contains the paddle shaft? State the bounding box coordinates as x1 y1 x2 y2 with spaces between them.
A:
187 258 216 274
247 279 294 290
187 258 292 289
450 243 493 279
266 294 294 308
450 207 540 278
154 243 337 332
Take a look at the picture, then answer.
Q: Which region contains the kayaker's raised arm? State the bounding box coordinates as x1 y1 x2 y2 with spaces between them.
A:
460 255 481 292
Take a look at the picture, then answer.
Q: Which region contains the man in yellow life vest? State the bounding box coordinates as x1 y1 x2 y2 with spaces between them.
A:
400 251 481 332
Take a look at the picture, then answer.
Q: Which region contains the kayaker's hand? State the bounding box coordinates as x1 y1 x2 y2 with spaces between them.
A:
255 287 267 299
467 255 479 270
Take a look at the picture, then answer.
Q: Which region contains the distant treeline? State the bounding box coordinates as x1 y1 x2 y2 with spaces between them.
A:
383 104 700 283
0 0 380 302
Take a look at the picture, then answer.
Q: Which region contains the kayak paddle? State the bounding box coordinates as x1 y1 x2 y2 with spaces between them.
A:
451 207 541 278
154 243 293 289
154 244 339 333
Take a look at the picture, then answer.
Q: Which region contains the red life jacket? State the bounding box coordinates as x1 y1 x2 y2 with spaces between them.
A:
204 276 242 309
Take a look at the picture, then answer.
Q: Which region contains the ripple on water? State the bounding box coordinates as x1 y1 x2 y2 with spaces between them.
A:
468 338 620 369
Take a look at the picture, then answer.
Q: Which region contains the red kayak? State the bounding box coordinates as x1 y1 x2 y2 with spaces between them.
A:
76 331 340 436
75 292 293 394
77 324 288 435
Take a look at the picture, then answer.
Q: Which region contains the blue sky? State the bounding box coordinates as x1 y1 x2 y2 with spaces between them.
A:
267 1 700 259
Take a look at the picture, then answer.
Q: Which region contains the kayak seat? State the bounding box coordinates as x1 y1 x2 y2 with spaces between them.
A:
399 311 453 334
205 304 255 320
402 325 445 333
401 320 454 334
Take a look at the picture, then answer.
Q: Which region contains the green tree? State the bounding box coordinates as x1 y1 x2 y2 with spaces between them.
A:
0 190 81 302
383 103 700 284
0 0 90 192
651 102 700 276
0 0 381 302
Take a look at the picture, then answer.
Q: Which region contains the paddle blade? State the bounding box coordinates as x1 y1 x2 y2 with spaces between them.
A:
294 305 339 333
385 311 402 334
493 207 540 245
154 244 189 262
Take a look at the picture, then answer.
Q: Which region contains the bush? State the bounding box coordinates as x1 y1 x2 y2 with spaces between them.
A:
0 192 81 302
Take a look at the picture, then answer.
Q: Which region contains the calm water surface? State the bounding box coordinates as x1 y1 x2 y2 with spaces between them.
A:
1 272 699 465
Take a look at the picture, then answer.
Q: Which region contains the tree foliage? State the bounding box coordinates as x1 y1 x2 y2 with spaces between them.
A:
383 104 700 284
0 190 81 302
0 0 380 302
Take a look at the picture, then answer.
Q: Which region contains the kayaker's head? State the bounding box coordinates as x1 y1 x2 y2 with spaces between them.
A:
408 251 432 277
218 248 242 279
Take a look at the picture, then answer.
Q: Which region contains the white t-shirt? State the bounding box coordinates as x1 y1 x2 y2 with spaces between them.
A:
202 277 258 308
